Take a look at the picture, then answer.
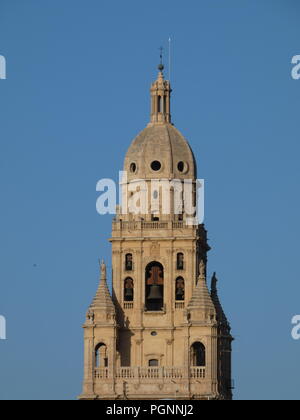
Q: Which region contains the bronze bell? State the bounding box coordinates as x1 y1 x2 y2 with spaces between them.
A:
147 284 163 300
125 288 134 299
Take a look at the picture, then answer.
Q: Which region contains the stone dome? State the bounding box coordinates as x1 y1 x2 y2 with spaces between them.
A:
124 123 197 181
124 69 197 182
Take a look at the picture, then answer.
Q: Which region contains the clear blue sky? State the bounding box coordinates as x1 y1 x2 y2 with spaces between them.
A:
0 0 300 400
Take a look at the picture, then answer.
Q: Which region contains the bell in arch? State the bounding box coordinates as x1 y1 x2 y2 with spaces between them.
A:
147 284 163 301
125 287 134 300
176 287 184 299
124 278 134 302
176 277 185 301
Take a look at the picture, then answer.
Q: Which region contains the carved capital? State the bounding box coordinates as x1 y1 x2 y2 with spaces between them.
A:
135 250 143 256
86 309 94 323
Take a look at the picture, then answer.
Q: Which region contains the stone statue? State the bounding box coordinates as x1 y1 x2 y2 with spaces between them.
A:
100 259 106 279
199 260 205 278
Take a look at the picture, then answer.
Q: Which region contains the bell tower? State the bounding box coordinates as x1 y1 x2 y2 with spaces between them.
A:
79 62 233 400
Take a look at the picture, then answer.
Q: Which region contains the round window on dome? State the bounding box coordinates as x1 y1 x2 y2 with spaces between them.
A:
178 161 189 174
130 162 137 174
151 161 162 172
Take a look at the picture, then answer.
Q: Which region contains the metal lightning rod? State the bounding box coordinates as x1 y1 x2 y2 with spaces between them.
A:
168 37 171 82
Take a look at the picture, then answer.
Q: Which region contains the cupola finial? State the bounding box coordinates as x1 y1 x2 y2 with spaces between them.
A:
150 47 171 125
158 46 164 72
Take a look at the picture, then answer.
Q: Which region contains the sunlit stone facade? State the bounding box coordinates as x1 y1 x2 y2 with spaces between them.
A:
79 66 233 400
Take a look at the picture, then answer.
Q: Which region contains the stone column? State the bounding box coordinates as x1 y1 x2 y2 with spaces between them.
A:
135 339 143 366
135 250 143 326
83 328 94 396
112 249 121 303
136 249 144 366
187 248 195 303
166 339 174 366
183 332 190 378
166 94 170 122
183 331 190 398
167 247 174 325
211 325 218 395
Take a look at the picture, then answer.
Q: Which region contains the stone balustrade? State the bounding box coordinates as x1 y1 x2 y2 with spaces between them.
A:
112 221 194 231
175 302 185 309
95 367 206 381
123 302 134 310
190 367 206 379
94 368 109 379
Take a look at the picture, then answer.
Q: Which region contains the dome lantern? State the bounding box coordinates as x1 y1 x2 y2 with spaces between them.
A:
150 61 172 125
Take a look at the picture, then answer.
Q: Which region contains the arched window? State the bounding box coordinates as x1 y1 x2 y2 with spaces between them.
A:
158 96 163 113
177 253 184 270
95 343 108 368
191 342 206 367
149 359 159 367
125 254 133 271
175 277 185 301
124 278 134 302
145 262 164 311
